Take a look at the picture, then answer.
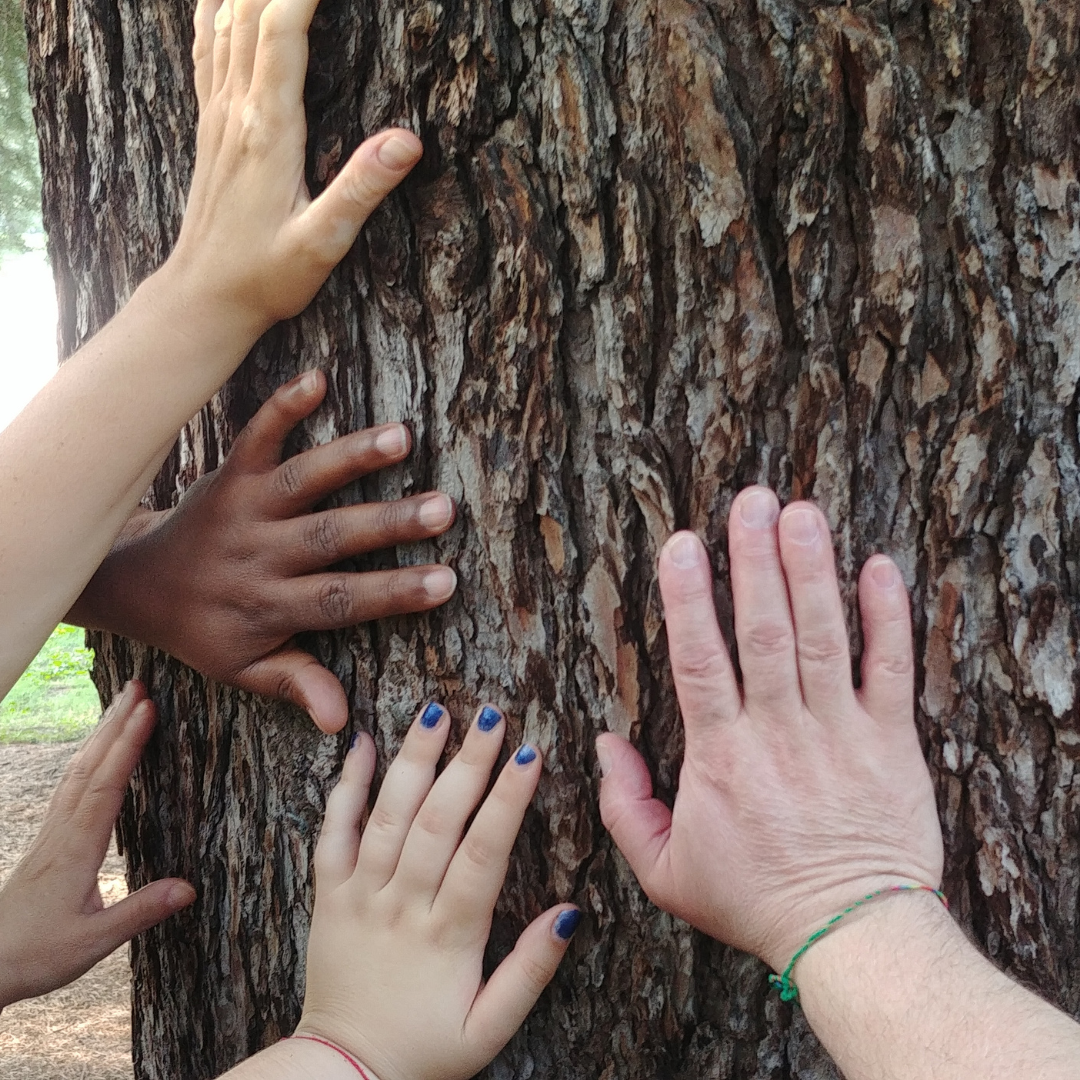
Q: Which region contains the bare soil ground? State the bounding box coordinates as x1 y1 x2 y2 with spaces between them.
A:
0 742 131 1079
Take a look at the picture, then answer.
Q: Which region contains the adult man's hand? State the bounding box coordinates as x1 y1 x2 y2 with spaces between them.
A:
597 486 943 973
68 371 457 734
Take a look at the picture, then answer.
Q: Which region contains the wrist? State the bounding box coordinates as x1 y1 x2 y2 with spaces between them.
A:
793 887 959 1013
289 1034 382 1080
139 258 271 364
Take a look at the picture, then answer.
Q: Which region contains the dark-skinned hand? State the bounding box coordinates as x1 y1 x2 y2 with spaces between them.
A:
66 370 457 733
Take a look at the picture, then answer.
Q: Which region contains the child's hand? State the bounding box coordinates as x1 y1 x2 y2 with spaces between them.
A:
597 487 944 975
68 371 458 735
296 703 580 1080
166 0 422 334
0 683 195 1009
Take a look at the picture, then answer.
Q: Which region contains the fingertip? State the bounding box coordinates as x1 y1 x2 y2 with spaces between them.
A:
551 906 582 942
166 880 197 911
372 422 410 459
731 486 782 532
417 701 446 730
476 704 504 733
513 743 540 768
371 128 423 171
864 554 901 592
660 530 707 573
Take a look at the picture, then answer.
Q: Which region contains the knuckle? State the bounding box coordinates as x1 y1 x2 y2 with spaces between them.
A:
366 805 399 835
459 833 498 874
743 619 795 659
306 513 347 562
276 457 307 500
317 577 355 623
411 806 446 841
232 0 262 23
871 651 915 680
270 669 300 704
671 642 726 693
258 3 292 41
518 952 554 998
796 634 849 668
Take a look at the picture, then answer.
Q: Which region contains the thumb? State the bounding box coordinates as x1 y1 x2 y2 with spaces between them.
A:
596 734 674 903
237 648 350 734
463 905 580 1064
92 879 196 959
297 129 422 270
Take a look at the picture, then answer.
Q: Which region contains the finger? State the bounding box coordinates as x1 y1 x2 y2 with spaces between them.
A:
267 423 413 517
69 696 158 858
314 733 377 890
290 130 423 272
435 743 542 937
728 487 803 720
248 0 324 109
228 369 327 474
50 681 144 816
282 493 456 574
193 0 226 112
222 0 273 93
211 0 235 99
281 565 458 631
777 503 857 718
858 556 916 727
392 705 507 901
235 648 351 734
88 878 196 965
596 734 674 908
658 532 742 741
354 703 450 891
463 905 579 1064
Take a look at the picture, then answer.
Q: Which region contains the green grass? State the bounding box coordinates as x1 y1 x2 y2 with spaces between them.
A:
0 624 101 742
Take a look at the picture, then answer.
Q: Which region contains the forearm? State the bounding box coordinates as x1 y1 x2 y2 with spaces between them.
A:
0 263 262 695
797 893 1080 1079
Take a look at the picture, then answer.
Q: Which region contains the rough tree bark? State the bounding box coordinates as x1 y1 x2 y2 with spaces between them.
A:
23 0 1080 1076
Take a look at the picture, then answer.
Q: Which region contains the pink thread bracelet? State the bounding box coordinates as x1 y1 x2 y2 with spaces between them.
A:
768 884 950 1003
289 1034 374 1078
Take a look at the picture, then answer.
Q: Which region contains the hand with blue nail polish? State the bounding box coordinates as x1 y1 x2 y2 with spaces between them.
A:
295 702 578 1080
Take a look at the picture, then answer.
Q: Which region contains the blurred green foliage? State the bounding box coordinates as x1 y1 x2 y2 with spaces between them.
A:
0 0 41 255
0 625 101 742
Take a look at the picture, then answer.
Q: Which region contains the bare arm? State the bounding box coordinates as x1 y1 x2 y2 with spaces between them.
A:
0 0 422 698
598 487 1080 1079
798 893 1080 1080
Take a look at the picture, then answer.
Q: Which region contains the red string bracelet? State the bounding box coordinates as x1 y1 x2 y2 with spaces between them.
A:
289 1034 374 1079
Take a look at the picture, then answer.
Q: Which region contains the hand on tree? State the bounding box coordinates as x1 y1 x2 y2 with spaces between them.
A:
165 0 422 336
0 682 195 1010
598 486 944 975
68 371 458 735
297 703 579 1080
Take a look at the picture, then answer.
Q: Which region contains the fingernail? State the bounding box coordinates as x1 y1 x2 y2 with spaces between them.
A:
553 909 582 941
349 732 360 750
418 493 454 530
595 741 612 778
374 424 408 456
477 706 503 732
420 702 444 729
871 558 899 588
515 744 537 766
665 532 703 570
300 370 319 395
738 488 780 530
422 567 457 601
781 507 820 547
168 882 196 908
377 133 421 170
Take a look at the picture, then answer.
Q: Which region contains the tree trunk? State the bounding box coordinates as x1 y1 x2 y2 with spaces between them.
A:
24 0 1080 1076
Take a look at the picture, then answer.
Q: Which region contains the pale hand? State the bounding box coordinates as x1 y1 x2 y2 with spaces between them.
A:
164 0 423 335
598 487 944 974
69 371 458 734
298 703 579 1080
0 683 194 1008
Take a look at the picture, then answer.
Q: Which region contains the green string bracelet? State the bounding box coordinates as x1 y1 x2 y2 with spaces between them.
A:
768 884 949 1003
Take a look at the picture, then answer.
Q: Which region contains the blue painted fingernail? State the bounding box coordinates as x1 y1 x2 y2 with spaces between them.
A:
420 703 443 728
553 909 581 940
478 706 502 732
349 732 360 750
515 744 537 766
